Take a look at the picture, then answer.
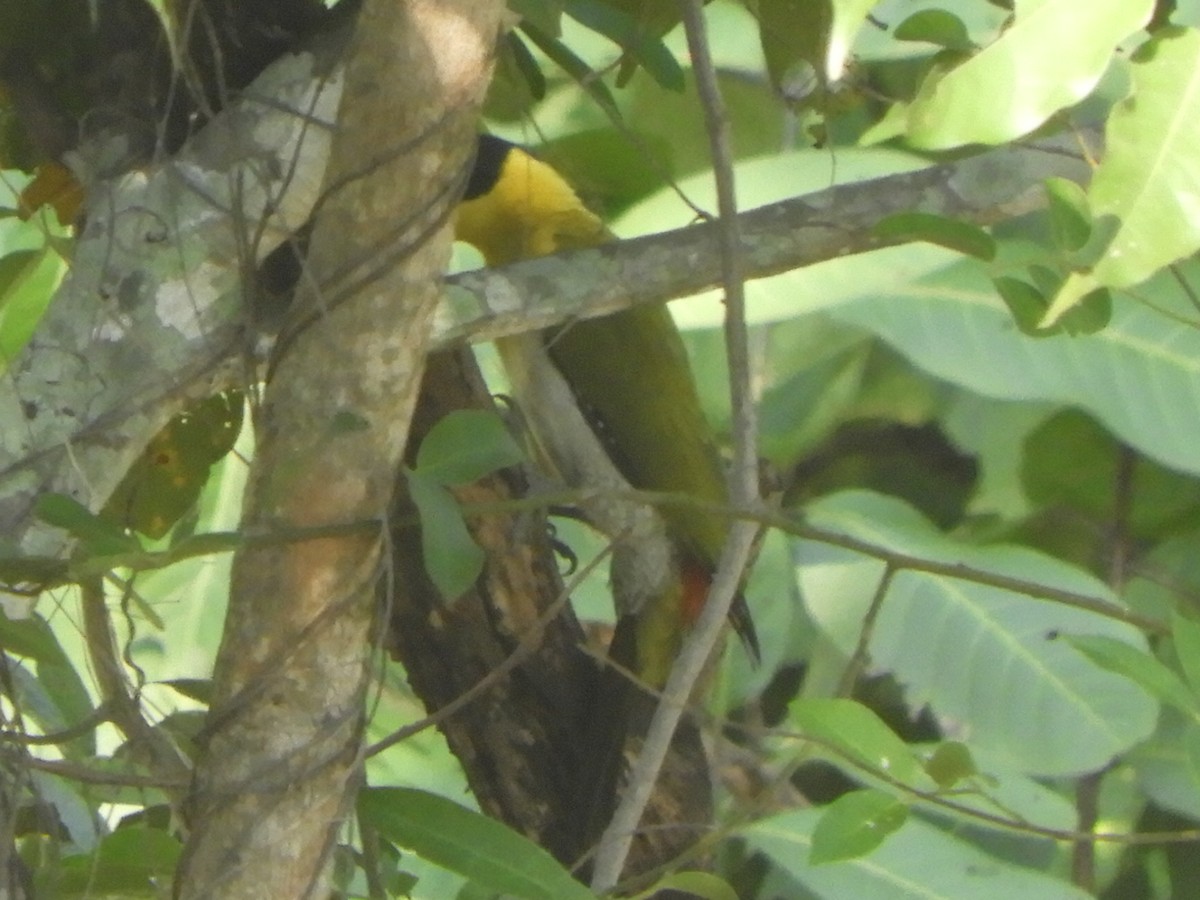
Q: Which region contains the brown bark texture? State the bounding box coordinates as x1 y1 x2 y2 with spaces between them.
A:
387 351 718 886
387 348 599 865
175 1 504 896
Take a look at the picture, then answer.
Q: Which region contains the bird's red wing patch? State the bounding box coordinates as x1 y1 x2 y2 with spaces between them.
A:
680 563 711 626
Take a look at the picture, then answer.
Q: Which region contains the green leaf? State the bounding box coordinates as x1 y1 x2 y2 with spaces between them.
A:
35 493 141 557
893 10 974 51
1026 269 1110 337
992 276 1048 335
0 552 67 595
48 827 181 897
743 807 1093 898
1043 177 1092 253
502 30 547 105
159 678 213 704
1021 410 1200 542
1045 27 1200 322
924 741 977 789
1058 287 1111 335
30 770 102 850
1066 634 1191 716
541 128 673 212
809 789 908 865
757 0 830 94
358 787 594 900
798 491 1159 776
565 0 684 92
1127 711 1200 820
520 20 619 115
36 659 98 759
873 212 995 261
414 410 524 486
1171 612 1200 700
790 698 934 790
0 608 63 662
1088 27 1200 289
828 0 878 82
903 0 1153 148
509 0 563 35
0 244 64 361
2 625 96 757
828 254 1200 478
406 471 484 601
0 248 42 304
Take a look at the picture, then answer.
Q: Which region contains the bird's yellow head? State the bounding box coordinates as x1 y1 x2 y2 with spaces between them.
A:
455 135 610 266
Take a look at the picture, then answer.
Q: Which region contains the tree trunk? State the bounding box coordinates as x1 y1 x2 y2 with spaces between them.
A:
387 348 600 866
175 2 503 896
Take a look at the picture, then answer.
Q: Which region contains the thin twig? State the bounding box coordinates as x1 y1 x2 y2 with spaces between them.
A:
18 483 1169 637
1 750 188 790
1072 769 1103 891
836 563 897 698
0 703 113 746
591 2 760 889
733 722 1200 848
78 578 192 791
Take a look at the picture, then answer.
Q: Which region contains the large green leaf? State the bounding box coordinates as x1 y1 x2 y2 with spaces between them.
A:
1047 28 1200 321
757 0 832 94
1171 611 1200 699
564 0 684 91
898 0 1153 149
829 256 1200 479
35 493 141 557
757 0 875 90
29 771 102 851
1067 634 1197 717
358 787 594 900
742 806 1091 899
797 490 1158 776
43 827 181 897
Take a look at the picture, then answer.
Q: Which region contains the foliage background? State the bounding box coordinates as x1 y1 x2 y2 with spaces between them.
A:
5 0 1200 897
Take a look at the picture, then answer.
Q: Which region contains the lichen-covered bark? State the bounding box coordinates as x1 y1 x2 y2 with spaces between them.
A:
175 2 503 896
0 47 346 610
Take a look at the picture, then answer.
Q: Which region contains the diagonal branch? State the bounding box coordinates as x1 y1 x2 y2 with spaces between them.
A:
0 123 1089 616
591 0 759 887
438 134 1090 347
